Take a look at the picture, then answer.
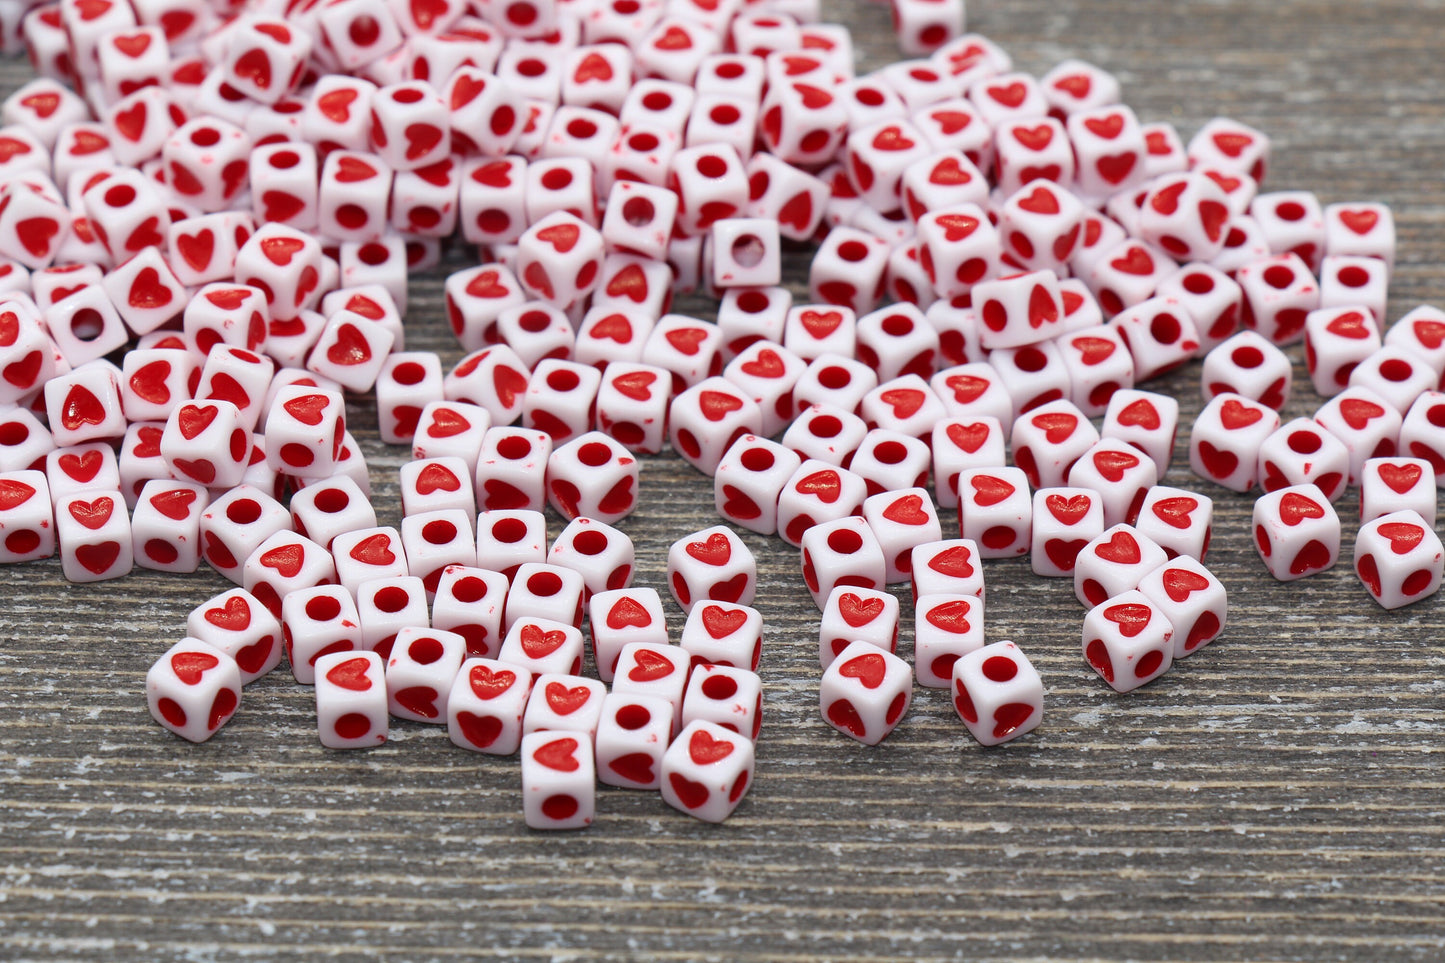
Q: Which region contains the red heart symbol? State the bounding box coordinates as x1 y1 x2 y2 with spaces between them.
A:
449 73 487 109
416 462 462 494
1196 441 1238 479
456 711 503 747
826 698 867 737
610 370 656 402
128 359 172 404
146 488 197 522
1161 567 1211 603
349 533 396 566
0 479 37 510
1338 209 1378 235
1084 114 1124 139
668 771 710 807
927 546 974 578
68 496 115 530
536 222 579 253
628 647 676 682
791 83 838 107
933 213 978 242
173 457 219 484
1103 602 1152 637
988 82 1026 107
698 390 744 422
572 51 613 82
327 323 372 366
609 753 655 785
1338 397 1385 430
262 190 305 223
701 605 746 638
1357 553 1382 597
1377 462 1422 494
59 450 103 483
1150 497 1197 530
204 687 237 731
871 126 915 151
928 157 973 186
427 407 471 438
334 156 376 182
545 681 592 714
686 532 732 565
1085 638 1115 682
606 597 652 629
605 264 648 302
232 48 273 91
205 373 250 411
403 123 441 161
882 494 929 525
653 24 693 50
283 393 329 426
3 350 42 388
1377 522 1424 554
993 702 1035 740
1110 247 1155 276
1218 399 1263 430
60 385 107 431
326 656 373 691
393 686 439 719
665 327 707 356
943 375 988 404
880 388 924 418
1030 411 1077 443
1290 540 1332 576
1198 200 1228 241
1115 399 1160 429
969 474 1015 506
945 422 991 454
1150 182 1185 215
930 109 972 134
172 650 220 685
1046 494 1091 524
1212 131 1252 157
519 623 567 658
1095 531 1141 564
798 309 842 339
533 735 580 771
1044 538 1087 572
837 592 885 626
720 484 760 520
1071 336 1116 365
1325 311 1370 339
15 217 59 258
688 727 734 764
20 91 59 118
588 312 633 343
1096 152 1137 185
1092 449 1140 482
838 651 886 689
75 542 120 574
778 191 813 231
1012 124 1053 151
468 664 516 699
739 350 785 378
132 426 163 458
259 543 304 578
204 595 251 631
1017 186 1059 215
1278 492 1325 525
177 404 218 440
464 269 510 299
795 470 841 504
318 88 357 122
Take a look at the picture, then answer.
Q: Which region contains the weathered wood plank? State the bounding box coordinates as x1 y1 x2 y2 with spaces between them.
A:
3 1 1445 960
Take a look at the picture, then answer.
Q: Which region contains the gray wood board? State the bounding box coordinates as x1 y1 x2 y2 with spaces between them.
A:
3 1 1445 960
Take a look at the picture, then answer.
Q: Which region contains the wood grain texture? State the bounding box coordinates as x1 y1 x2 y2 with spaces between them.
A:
3 1 1445 960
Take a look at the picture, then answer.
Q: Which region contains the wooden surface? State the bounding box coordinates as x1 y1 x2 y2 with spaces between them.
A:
4 2 1445 960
